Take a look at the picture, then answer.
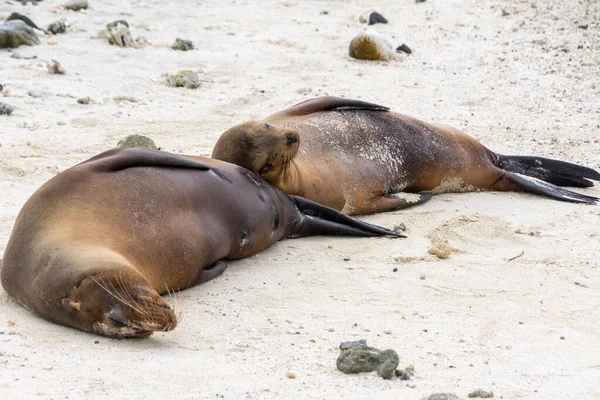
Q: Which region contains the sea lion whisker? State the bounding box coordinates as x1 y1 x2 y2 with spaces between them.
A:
116 272 148 316
100 275 146 315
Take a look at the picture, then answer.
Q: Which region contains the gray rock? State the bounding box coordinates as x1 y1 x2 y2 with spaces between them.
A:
106 21 139 48
0 102 13 116
166 70 200 89
422 394 462 400
172 37 194 51
47 20 67 34
27 87 53 98
65 0 88 11
117 135 158 150
336 339 399 380
0 20 40 48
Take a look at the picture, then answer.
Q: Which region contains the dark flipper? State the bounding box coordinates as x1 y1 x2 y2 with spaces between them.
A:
507 172 599 204
271 96 390 118
289 195 404 238
498 155 600 188
81 148 212 172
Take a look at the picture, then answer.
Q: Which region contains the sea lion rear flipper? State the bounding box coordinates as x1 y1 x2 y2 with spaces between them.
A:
506 172 599 204
83 148 212 172
289 195 404 238
498 155 600 188
269 96 390 119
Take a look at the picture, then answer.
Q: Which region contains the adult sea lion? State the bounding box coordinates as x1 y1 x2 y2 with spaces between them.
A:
212 96 600 215
1 148 398 338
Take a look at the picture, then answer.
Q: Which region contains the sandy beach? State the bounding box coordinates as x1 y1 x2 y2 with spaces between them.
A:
1 0 599 398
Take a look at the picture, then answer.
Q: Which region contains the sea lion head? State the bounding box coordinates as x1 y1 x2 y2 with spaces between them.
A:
59 270 177 338
212 121 300 183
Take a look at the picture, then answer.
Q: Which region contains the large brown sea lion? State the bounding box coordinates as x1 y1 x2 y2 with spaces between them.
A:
0 148 398 338
212 96 599 215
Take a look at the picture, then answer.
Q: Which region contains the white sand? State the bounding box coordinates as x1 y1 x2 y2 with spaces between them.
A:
1 0 599 399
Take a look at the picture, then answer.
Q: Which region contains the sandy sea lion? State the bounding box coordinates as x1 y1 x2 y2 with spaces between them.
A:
212 96 600 215
1 148 398 338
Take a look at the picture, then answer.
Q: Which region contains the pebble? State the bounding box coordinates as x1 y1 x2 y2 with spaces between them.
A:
117 135 158 150
286 372 296 379
336 339 399 380
393 223 406 232
349 31 398 61
0 102 13 115
368 12 388 25
47 21 67 35
468 389 493 398
166 70 200 89
65 0 88 11
47 59 66 74
172 38 194 51
396 44 412 54
77 96 91 104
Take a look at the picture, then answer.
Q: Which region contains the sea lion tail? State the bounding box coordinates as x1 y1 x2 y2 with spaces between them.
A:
497 155 600 188
288 196 404 238
505 172 599 204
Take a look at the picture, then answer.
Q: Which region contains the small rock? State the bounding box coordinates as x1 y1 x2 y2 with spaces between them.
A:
7 320 15 326
501 9 510 17
94 340 100 344
77 96 91 104
358 15 367 24
343 257 350 261
336 339 399 380
28 87 53 98
392 223 406 233
428 239 453 259
286 372 296 379
396 44 412 54
368 12 388 25
349 31 398 61
0 102 13 116
172 37 194 51
320 11 329 15
393 267 398 272
395 369 411 380
420 274 426 280
106 20 139 48
468 390 493 398
47 59 66 74
65 0 88 11
0 20 40 48
415 0 427 3
421 394 461 400
166 70 200 89
578 23 588 30
47 20 67 35
117 134 158 150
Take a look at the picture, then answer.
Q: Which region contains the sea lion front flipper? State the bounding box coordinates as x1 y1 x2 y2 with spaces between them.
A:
366 192 433 214
268 96 390 119
289 195 404 238
83 148 212 172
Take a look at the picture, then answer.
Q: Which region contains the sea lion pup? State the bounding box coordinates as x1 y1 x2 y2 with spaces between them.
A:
1 148 399 338
212 96 600 215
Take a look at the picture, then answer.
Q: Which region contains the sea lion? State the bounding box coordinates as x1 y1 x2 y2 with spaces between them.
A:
1 148 398 338
212 96 600 215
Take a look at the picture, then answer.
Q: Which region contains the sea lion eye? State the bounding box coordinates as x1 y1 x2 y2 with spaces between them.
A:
263 123 272 129
285 135 297 145
108 316 127 328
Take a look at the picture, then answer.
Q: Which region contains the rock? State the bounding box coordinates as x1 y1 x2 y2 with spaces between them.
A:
428 239 453 259
172 37 194 51
47 20 67 35
117 135 158 150
0 102 13 116
65 0 88 11
395 369 411 380
368 12 388 25
422 395 462 400
468 390 493 398
349 31 398 61
358 15 367 24
47 59 66 74
77 96 91 104
28 87 53 98
396 44 412 54
0 20 40 48
336 339 399 380
392 223 406 233
166 70 200 89
106 20 139 48
415 0 427 3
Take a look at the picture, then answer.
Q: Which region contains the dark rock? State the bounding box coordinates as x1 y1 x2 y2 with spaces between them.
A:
415 0 427 3
0 102 13 116
336 339 399 380
395 369 411 380
47 20 67 34
172 38 194 51
396 44 412 54
368 12 388 25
